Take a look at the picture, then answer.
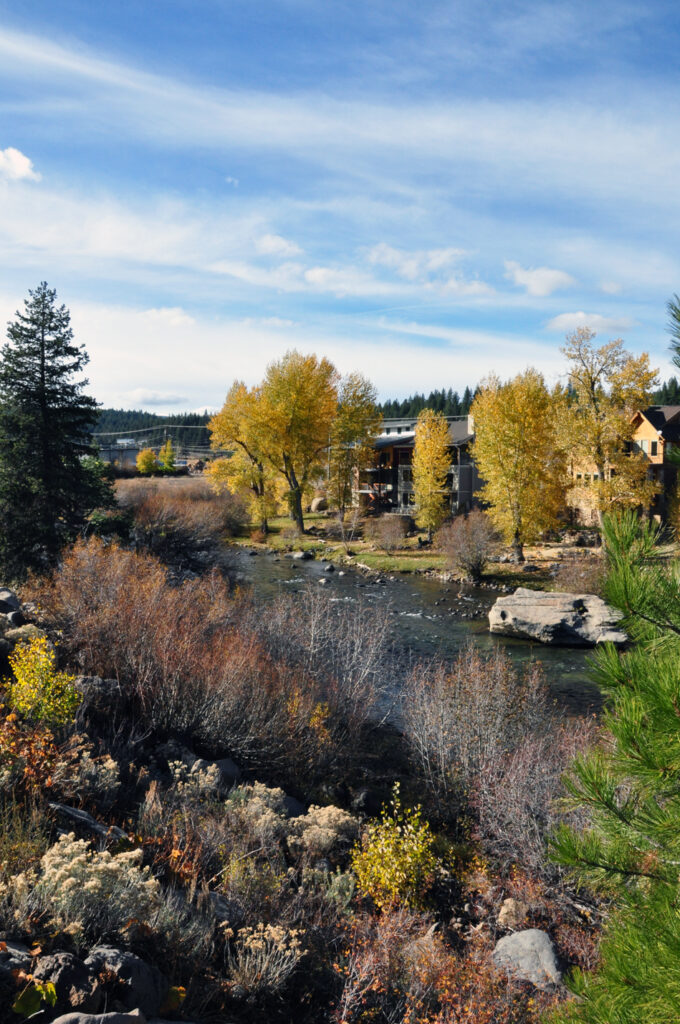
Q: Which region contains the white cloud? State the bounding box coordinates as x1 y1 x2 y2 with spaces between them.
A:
504 260 575 297
124 388 189 406
141 307 195 327
0 147 41 182
600 280 622 295
241 316 296 328
368 242 465 280
256 233 303 257
545 311 635 334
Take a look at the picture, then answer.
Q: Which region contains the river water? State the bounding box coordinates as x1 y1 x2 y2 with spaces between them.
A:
229 548 601 715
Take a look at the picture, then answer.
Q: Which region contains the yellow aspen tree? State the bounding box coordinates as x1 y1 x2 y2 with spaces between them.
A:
257 351 339 533
412 408 451 540
136 447 157 475
158 438 176 473
328 372 381 516
561 328 660 523
208 381 274 534
471 370 566 562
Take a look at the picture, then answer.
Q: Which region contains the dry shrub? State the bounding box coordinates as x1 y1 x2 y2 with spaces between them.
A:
116 476 248 562
436 510 499 580
552 552 605 596
401 646 555 815
31 540 391 785
365 514 409 552
471 716 597 879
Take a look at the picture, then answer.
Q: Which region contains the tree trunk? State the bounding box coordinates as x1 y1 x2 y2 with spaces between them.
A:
510 529 524 563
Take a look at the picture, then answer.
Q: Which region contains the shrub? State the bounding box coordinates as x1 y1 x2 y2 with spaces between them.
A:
351 785 440 911
4 832 162 947
364 515 409 552
552 552 605 596
226 922 304 996
136 447 158 475
289 804 360 859
7 637 80 726
401 647 555 815
436 509 499 580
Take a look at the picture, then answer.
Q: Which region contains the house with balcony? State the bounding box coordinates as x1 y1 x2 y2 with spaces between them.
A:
629 405 680 519
357 415 480 514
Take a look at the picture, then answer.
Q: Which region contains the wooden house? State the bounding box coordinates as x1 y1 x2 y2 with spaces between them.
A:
629 405 680 519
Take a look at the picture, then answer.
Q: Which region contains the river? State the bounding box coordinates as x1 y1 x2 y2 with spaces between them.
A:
229 547 601 715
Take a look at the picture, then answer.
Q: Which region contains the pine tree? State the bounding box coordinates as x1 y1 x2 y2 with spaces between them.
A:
0 283 106 579
551 511 680 1022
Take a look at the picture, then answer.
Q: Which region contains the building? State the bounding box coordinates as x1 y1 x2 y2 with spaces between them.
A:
357 415 479 514
629 405 680 520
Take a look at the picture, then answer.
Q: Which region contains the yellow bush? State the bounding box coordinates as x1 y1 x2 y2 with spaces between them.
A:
136 447 158 475
351 784 439 910
8 637 80 726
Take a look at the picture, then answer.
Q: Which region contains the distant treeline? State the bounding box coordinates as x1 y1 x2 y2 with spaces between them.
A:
378 387 477 418
95 408 212 435
654 376 680 405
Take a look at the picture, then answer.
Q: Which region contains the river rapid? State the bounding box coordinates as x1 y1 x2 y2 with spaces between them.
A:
229 547 601 716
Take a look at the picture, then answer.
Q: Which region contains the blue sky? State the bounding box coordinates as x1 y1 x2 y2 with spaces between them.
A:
1 0 679 410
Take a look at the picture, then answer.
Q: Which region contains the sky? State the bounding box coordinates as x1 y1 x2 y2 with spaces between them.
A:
1 0 679 412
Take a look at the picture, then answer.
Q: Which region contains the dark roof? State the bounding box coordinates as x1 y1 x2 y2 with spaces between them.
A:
374 421 472 451
640 406 680 440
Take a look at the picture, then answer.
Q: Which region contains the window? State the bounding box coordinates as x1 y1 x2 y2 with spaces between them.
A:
651 441 658 456
640 439 649 454
385 428 391 435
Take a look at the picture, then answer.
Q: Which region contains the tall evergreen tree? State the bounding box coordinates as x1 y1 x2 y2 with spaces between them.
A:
0 283 107 578
552 511 680 1022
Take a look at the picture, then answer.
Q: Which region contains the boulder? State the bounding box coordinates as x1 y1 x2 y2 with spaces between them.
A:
488 588 626 646
291 549 313 560
0 587 20 613
0 939 31 971
493 928 562 990
74 676 122 710
49 802 128 842
32 952 102 1014
52 1014 146 1024
4 623 47 645
497 897 528 931
214 757 241 787
310 497 328 512
84 948 168 1017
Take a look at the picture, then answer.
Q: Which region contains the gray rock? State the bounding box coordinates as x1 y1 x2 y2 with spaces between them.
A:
0 939 31 970
281 793 306 818
489 588 626 646
0 588 20 612
493 928 562 990
291 549 313 560
74 676 122 710
49 803 128 842
214 757 241 787
4 623 47 645
310 497 328 512
33 952 102 1014
323 563 335 573
52 1014 146 1024
6 609 25 627
85 948 168 1017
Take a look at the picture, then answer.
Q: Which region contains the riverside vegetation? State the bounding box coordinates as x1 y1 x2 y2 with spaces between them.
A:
2 282 679 1023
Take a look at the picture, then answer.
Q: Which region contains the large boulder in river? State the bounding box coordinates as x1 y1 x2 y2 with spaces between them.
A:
488 588 626 646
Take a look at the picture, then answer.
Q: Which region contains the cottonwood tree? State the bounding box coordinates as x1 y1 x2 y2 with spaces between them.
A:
327 372 381 517
412 408 451 540
0 282 109 579
561 328 659 524
471 369 566 562
208 381 279 534
551 512 680 1022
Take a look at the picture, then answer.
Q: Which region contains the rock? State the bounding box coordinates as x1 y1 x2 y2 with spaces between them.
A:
4 623 47 645
6 609 25 627
323 563 335 573
318 577 328 585
493 929 562 990
52 1014 146 1024
0 939 31 970
497 897 528 931
281 793 306 818
33 952 102 1014
49 802 128 842
291 550 313 560
0 588 20 613
214 757 241 787
488 588 626 646
310 497 328 512
84 948 168 1017
351 788 383 816
74 676 122 710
